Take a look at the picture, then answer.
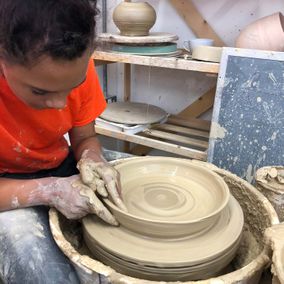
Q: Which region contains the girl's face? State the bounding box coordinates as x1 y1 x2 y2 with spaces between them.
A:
0 49 91 110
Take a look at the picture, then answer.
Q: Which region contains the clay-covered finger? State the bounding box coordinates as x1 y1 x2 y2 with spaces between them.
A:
77 182 118 226
95 167 127 210
87 192 118 226
95 179 108 197
114 177 128 211
102 176 127 212
114 196 128 212
78 163 94 184
87 181 97 193
86 161 100 172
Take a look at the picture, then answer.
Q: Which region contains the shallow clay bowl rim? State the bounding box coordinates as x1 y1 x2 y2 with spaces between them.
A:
104 157 230 225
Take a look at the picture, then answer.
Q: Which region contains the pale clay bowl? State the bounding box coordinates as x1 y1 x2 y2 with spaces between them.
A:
192 46 223 63
112 2 157 37
104 157 230 238
235 12 284 51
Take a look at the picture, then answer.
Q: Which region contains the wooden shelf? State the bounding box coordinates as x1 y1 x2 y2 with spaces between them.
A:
95 116 210 160
93 50 215 160
92 50 219 74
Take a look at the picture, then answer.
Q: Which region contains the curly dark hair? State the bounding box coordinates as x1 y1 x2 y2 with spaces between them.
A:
0 0 99 64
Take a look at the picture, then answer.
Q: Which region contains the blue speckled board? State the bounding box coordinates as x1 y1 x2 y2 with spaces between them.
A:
207 48 284 183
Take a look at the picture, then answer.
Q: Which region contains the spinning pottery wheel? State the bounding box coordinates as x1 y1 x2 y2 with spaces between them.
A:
49 158 280 284
83 197 243 281
82 157 244 281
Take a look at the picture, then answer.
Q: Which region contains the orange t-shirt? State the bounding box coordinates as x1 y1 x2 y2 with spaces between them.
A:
0 60 106 173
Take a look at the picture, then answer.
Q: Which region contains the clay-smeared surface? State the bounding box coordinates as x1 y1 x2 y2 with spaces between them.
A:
265 223 284 282
208 48 284 182
256 166 284 192
256 166 284 222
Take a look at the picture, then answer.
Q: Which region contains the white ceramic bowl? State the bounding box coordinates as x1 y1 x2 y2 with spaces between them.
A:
192 46 223 63
104 157 230 238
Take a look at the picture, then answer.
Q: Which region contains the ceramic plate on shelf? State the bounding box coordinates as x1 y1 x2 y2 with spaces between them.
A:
97 32 179 44
110 42 180 57
111 42 177 53
100 102 168 125
112 49 182 57
95 117 149 134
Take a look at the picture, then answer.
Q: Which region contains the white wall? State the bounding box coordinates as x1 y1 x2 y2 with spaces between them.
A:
96 0 284 121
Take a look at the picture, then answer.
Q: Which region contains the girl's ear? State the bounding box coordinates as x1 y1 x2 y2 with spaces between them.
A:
0 63 3 77
0 60 6 77
0 58 11 78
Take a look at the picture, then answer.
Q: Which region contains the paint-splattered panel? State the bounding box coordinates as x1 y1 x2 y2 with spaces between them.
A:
208 47 284 183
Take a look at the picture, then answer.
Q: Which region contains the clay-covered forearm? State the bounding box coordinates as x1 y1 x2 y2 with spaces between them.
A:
0 177 55 211
73 136 106 163
69 122 106 163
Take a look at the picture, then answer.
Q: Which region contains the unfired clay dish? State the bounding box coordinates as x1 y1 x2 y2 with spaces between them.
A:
104 157 230 238
192 46 223 63
100 102 168 125
87 232 242 281
83 195 243 268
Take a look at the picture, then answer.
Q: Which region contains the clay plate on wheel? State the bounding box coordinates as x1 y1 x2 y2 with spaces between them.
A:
87 229 242 281
83 195 244 268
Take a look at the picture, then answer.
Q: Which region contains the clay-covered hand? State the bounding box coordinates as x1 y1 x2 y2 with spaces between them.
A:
77 158 127 212
47 175 118 225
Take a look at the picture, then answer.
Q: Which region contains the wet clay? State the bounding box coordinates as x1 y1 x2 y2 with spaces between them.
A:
81 157 243 281
113 158 229 221
265 223 284 283
256 166 284 221
82 196 243 281
256 167 284 191
49 158 280 284
104 157 230 238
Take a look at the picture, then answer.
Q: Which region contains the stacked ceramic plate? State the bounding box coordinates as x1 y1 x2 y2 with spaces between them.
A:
98 32 182 57
111 42 181 57
83 157 244 281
